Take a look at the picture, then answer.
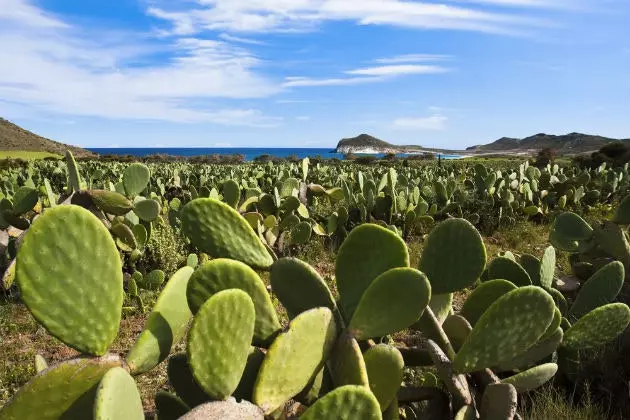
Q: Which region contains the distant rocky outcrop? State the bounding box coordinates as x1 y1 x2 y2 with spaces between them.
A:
467 132 630 154
335 134 424 154
0 117 95 158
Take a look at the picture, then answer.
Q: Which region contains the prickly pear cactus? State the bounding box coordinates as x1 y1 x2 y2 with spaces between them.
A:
299 385 381 420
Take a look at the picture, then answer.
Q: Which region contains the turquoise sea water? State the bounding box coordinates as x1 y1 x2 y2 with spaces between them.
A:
88 147 462 162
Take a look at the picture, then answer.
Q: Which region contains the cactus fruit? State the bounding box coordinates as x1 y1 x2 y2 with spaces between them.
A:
454 286 555 373
363 344 404 410
123 163 150 197
336 224 409 320
186 259 281 346
254 307 337 414
563 303 630 350
187 290 256 400
460 280 517 326
16 205 123 355
270 258 337 320
0 355 122 420
419 218 487 294
480 383 517 420
487 257 532 287
94 367 144 420
126 266 194 374
155 392 190 420
327 331 370 387
568 261 624 320
88 190 133 216
181 198 273 268
133 199 161 222
349 268 430 340
299 385 381 420
502 363 558 393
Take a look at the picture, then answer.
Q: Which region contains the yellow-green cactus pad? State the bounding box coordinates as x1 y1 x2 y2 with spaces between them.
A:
363 344 404 410
94 367 144 420
181 198 273 268
327 331 369 387
454 286 555 373
419 218 486 294
539 246 556 289
16 205 123 355
487 257 532 287
497 327 563 372
187 259 280 346
127 266 194 374
428 293 453 325
88 190 132 216
569 261 624 320
133 199 161 222
300 385 381 420
123 163 150 197
502 363 558 393
563 303 630 350
254 307 337 414
349 268 430 340
187 289 255 400
460 280 517 326
0 355 121 420
336 224 409 321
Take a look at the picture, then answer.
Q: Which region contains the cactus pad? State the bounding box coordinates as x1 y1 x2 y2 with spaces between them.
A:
270 258 337 319
16 205 123 355
363 344 404 410
487 257 532 287
123 163 150 197
300 385 381 420
233 347 265 402
519 254 542 286
155 392 190 420
187 289 255 400
34 354 48 373
419 218 486 294
12 186 38 214
88 190 132 216
614 194 630 224
133 199 161 222
569 261 624 320
502 363 558 393
0 355 121 420
167 353 209 408
480 383 517 420
187 259 280 346
563 303 630 350
254 307 337 414
327 331 369 387
497 327 563 372
429 293 454 325
349 267 430 340
336 224 409 320
443 315 473 352
94 367 144 420
540 246 556 289
460 280 517 326
454 286 555 373
181 198 273 268
127 266 194 374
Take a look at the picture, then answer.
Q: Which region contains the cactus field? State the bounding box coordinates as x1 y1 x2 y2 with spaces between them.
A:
1 152 630 419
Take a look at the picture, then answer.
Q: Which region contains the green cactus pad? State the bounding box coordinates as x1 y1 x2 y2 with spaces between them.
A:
569 261 624 320
254 307 337 414
222 180 241 208
547 287 568 315
12 186 38 214
429 293 454 325
563 303 630 350
178 399 263 420
167 353 210 408
460 280 517 326
88 190 133 216
300 385 381 420
145 269 165 290
65 150 81 192
454 286 555 373
187 259 281 346
127 266 194 375
181 198 273 268
443 315 473 352
327 331 369 387
132 224 148 249
133 199 161 222
94 367 144 420
552 212 593 241
480 383 517 420
519 254 542 286
290 221 312 245
123 163 150 197
233 347 265 402
502 363 558 393
0 355 121 420
539 246 556 289
187 289 255 400
497 327 563 372
16 205 123 355
336 224 409 320
487 257 532 287
614 194 630 224
270 258 337 319
363 344 404 410
419 218 487 294
349 267 430 340
155 392 190 420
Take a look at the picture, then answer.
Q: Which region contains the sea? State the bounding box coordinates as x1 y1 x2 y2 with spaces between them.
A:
88 148 463 162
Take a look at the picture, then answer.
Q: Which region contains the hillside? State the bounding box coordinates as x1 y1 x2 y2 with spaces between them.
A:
0 118 95 158
467 132 630 154
335 134 427 154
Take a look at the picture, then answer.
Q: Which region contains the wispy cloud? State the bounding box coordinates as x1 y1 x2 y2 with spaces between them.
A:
219 33 266 45
375 54 453 64
394 114 448 130
283 76 382 87
346 64 450 76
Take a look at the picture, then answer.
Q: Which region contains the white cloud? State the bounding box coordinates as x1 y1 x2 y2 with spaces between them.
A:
148 0 549 36
283 76 383 87
0 0 281 126
0 0 68 28
394 115 448 130
375 54 453 64
213 142 233 147
219 33 266 45
346 64 450 76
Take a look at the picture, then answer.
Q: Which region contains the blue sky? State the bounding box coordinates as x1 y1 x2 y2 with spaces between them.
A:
0 0 628 149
